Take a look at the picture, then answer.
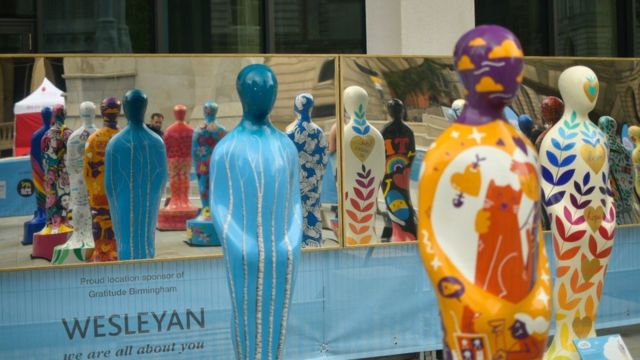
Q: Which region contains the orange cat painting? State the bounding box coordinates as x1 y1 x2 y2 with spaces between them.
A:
475 180 532 303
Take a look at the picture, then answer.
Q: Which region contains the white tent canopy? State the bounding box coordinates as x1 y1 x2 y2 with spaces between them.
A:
14 78 65 115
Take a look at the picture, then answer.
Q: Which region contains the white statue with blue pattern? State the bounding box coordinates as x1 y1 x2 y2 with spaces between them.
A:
286 93 328 248
105 89 168 260
210 64 303 360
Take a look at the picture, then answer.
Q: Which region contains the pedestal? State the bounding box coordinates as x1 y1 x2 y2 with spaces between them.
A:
157 208 199 231
32 231 71 261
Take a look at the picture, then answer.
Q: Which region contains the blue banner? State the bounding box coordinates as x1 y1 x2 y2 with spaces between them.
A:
0 156 34 218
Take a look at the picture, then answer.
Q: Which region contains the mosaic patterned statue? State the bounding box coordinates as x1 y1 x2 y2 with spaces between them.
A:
157 104 198 230
540 66 616 359
105 89 167 260
22 106 52 245
535 96 564 150
599 116 640 224
52 101 98 264
32 104 74 260
630 125 640 197
84 97 121 262
286 93 328 248
186 101 226 246
381 98 416 242
210 64 302 360
343 86 385 245
418 25 551 360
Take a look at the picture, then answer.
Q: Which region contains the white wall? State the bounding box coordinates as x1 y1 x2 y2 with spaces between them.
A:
365 0 475 55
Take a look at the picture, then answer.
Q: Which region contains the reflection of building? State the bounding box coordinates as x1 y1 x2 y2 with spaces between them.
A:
554 0 616 56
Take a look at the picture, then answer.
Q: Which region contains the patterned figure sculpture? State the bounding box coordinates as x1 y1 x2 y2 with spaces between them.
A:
535 96 564 150
629 126 640 197
418 25 551 360
210 64 303 360
599 116 640 224
157 104 198 230
381 99 417 242
451 99 466 120
186 101 226 246
540 66 616 359
518 114 535 144
105 89 167 260
52 101 98 264
84 97 121 262
22 107 52 245
32 104 74 260
286 93 328 248
343 86 385 245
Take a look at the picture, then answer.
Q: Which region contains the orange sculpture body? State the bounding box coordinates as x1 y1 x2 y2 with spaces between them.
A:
418 25 551 359
84 97 121 262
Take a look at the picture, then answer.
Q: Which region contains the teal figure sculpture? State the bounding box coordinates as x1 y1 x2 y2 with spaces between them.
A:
22 106 52 245
286 93 328 248
186 101 226 246
210 64 303 359
105 89 167 260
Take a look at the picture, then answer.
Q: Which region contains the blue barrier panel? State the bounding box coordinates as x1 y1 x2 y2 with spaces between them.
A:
0 156 34 218
1 226 639 359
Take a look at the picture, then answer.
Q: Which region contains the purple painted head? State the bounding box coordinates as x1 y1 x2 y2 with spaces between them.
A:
454 25 524 125
100 97 121 126
203 101 218 124
52 104 66 126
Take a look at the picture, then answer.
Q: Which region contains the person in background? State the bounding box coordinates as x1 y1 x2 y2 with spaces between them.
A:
146 112 164 137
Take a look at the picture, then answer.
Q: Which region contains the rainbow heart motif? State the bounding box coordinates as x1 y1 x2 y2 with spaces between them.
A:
450 164 482 196
580 144 606 174
581 257 600 282
584 205 604 233
350 135 376 162
583 80 598 103
572 316 593 339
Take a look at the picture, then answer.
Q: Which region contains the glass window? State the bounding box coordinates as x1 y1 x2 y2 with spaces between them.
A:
273 0 365 53
554 0 617 56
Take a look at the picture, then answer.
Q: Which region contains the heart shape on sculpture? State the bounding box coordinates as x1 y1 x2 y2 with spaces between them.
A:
572 316 593 339
583 80 598 103
350 135 376 162
581 256 600 282
450 165 482 196
584 206 604 233
580 144 606 174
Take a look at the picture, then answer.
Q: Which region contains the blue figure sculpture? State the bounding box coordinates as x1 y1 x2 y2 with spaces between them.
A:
186 101 227 246
286 93 328 248
517 114 536 143
22 107 52 245
104 89 167 260
210 64 303 360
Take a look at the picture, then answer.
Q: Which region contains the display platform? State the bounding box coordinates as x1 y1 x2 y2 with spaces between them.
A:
1 226 639 359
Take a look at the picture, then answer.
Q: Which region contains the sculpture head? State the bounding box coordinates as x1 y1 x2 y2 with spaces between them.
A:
100 96 121 126
629 125 640 146
123 89 148 126
517 114 533 137
79 101 96 126
453 25 524 124
558 66 598 117
236 64 278 122
387 98 405 123
173 104 187 122
451 99 466 119
598 116 617 137
52 104 66 126
343 85 368 120
294 93 314 121
540 96 564 127
41 106 53 128
203 101 218 125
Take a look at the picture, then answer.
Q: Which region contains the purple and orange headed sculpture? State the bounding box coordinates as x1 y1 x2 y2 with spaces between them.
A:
418 25 551 360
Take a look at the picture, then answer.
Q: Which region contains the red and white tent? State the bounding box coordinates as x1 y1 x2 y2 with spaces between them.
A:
13 78 65 156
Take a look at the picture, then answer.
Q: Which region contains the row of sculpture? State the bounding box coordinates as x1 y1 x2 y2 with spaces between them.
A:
16 25 629 359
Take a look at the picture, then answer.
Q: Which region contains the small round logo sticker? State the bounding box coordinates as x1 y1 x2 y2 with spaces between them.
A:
17 179 34 197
